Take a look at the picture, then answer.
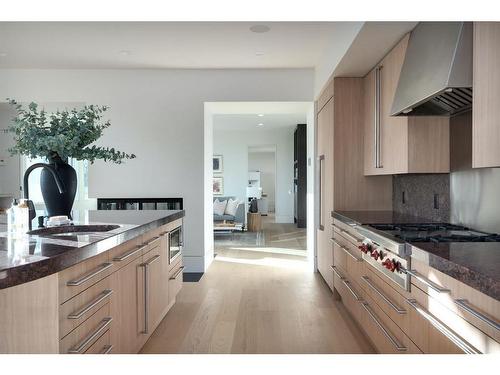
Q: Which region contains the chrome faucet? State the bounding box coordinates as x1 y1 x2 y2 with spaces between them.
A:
23 163 65 230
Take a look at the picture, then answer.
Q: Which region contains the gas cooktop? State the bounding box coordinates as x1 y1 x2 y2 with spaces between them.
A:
367 223 500 243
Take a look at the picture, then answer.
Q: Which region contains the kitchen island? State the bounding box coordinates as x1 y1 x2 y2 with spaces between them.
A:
0 210 185 354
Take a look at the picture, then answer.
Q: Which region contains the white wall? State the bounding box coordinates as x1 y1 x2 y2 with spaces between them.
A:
213 127 295 223
0 68 313 271
248 151 276 212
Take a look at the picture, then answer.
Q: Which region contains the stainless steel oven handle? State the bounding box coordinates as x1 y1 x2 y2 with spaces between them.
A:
361 276 406 315
343 280 362 301
362 302 406 351
405 269 450 293
455 299 500 331
406 299 480 354
330 238 362 262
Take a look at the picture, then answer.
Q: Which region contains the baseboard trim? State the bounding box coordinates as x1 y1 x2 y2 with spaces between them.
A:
183 272 204 282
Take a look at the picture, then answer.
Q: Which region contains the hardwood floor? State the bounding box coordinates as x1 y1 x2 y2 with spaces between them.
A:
214 214 308 257
140 248 374 354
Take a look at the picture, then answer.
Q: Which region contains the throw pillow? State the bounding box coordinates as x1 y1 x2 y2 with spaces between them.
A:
213 199 227 216
224 198 240 216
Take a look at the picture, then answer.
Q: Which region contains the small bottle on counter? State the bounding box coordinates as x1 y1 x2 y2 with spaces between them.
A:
6 198 18 233
16 199 30 235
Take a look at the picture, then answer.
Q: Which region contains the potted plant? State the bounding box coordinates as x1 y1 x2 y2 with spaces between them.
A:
7 99 136 218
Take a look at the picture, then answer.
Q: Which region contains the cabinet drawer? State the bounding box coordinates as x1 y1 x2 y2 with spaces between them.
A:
331 238 347 272
141 235 162 257
332 220 363 247
411 256 500 342
59 276 113 339
84 329 112 354
60 303 112 354
408 284 498 353
332 266 364 325
108 237 142 271
359 286 421 354
169 263 184 303
359 265 410 333
58 252 112 304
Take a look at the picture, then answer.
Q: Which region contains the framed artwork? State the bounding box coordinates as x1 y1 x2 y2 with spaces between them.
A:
213 155 223 173
213 177 224 195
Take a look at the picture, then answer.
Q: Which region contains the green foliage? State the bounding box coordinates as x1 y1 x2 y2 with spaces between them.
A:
6 99 136 164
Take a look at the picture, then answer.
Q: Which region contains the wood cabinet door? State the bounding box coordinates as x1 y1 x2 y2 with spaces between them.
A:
473 22 500 168
378 34 410 175
110 256 145 354
143 243 169 335
316 97 334 290
363 68 377 175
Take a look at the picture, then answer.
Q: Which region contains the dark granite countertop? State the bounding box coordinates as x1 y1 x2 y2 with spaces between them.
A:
333 210 500 301
0 210 184 289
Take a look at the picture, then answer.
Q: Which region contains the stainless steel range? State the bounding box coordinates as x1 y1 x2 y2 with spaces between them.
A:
353 222 500 292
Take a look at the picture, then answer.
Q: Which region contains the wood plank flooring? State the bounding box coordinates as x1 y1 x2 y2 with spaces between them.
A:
140 248 374 354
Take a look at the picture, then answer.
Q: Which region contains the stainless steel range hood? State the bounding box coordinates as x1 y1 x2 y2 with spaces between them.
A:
391 22 472 116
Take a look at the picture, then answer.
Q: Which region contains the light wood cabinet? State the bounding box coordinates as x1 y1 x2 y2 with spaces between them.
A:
316 92 334 290
110 255 145 354
472 22 500 168
364 34 450 175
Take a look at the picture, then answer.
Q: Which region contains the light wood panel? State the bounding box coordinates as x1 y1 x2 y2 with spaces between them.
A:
141 248 375 354
317 96 334 290
317 80 334 112
0 274 59 353
472 22 500 168
333 77 393 211
379 35 410 174
109 255 145 354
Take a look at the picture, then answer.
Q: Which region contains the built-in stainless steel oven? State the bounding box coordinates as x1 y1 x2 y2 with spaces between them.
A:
168 225 183 264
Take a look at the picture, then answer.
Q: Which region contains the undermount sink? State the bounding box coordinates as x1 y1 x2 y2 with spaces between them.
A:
28 224 121 236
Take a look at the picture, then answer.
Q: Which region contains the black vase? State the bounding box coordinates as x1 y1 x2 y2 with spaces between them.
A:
40 156 77 219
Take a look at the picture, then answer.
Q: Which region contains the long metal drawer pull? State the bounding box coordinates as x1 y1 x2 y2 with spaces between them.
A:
330 238 362 262
361 276 406 315
455 299 500 331
68 317 113 354
341 230 362 244
405 269 450 293
318 154 325 231
331 265 345 280
100 345 113 354
169 266 185 280
362 302 407 352
67 262 113 286
343 280 362 301
113 244 146 262
140 254 161 335
68 289 113 319
406 299 479 354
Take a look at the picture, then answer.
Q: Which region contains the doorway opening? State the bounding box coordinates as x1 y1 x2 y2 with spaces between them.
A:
204 102 315 270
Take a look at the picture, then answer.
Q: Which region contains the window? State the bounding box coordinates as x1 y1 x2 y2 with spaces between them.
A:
22 157 96 213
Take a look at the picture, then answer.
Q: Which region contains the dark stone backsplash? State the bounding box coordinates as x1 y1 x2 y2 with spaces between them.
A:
393 174 450 222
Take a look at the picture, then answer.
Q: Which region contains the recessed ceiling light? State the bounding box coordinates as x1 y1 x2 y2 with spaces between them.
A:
119 50 131 56
255 52 265 56
258 114 264 117
0 52 7 57
257 123 264 127
250 25 270 33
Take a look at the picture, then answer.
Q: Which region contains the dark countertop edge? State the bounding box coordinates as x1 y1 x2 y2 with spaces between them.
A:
0 210 185 290
410 245 500 301
332 210 499 301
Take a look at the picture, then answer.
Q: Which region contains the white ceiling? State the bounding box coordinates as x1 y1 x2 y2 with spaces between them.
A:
0 22 355 69
214 113 306 131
